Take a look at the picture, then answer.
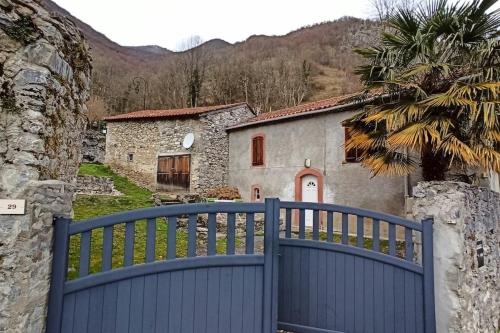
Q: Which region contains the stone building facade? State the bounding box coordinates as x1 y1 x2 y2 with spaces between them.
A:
104 103 254 194
0 1 91 331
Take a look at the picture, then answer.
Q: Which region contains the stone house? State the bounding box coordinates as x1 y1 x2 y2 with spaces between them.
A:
227 93 500 222
104 103 254 193
226 93 413 218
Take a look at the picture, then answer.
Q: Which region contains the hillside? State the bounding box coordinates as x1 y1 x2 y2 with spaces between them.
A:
40 0 379 118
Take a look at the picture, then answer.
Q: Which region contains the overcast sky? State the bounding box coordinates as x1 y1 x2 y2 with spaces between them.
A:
52 0 499 51
52 0 377 50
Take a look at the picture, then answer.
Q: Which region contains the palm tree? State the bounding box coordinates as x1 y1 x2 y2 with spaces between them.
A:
345 0 500 181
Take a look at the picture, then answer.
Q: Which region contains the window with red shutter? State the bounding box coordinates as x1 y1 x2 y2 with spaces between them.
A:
252 136 264 166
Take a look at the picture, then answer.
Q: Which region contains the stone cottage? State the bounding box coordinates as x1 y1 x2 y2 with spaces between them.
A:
227 93 412 218
104 103 254 193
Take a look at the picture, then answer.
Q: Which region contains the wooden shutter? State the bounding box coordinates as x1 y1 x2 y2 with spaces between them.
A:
252 136 264 166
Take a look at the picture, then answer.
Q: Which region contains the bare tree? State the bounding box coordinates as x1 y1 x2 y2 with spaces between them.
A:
178 36 210 107
370 0 416 20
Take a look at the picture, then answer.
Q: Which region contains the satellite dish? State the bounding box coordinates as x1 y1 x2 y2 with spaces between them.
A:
182 133 195 149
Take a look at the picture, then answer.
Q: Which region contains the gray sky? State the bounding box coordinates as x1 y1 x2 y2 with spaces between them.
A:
53 0 500 51
52 0 375 50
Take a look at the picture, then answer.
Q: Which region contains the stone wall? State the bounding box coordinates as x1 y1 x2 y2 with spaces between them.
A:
412 182 499 333
0 1 91 331
82 127 105 163
76 175 121 196
105 104 254 194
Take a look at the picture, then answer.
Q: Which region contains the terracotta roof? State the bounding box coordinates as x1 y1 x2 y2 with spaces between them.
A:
104 102 248 122
227 91 385 131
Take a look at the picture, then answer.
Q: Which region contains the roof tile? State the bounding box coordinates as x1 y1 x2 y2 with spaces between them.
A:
104 102 247 121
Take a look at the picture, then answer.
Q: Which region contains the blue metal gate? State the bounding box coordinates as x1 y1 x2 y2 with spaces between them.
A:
277 201 435 333
46 199 435 333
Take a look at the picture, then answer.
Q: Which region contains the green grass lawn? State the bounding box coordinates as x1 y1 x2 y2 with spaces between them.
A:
74 163 153 220
70 164 231 280
70 164 407 280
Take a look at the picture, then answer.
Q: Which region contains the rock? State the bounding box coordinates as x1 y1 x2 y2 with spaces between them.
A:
0 1 91 331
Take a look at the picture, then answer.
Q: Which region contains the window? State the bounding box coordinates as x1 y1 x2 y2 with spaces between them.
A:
344 127 364 163
252 135 264 166
252 185 261 202
127 153 134 162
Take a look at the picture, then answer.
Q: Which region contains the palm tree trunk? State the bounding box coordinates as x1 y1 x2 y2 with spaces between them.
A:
421 145 447 181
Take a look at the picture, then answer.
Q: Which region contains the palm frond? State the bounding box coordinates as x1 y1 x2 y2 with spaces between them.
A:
361 151 418 177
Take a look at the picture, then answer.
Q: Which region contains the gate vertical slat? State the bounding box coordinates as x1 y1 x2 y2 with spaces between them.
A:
373 261 385 332
167 217 177 259
404 271 417 333
298 209 305 239
61 293 75 333
142 275 158 332
394 268 405 333
79 231 91 277
102 226 113 271
312 210 319 241
124 222 135 266
383 265 395 333
354 257 364 332
102 283 118 332
227 213 236 255
207 213 216 256
326 212 333 242
245 213 255 254
342 213 349 245
405 228 414 262
73 290 90 333
372 219 380 252
146 218 156 262
194 269 208 332
46 217 71 333
116 280 132 332
187 214 197 257
388 223 396 257
345 255 355 332
242 266 257 333
285 209 292 238
422 217 436 333
88 287 104 333
357 216 364 247
262 198 279 332
219 268 232 332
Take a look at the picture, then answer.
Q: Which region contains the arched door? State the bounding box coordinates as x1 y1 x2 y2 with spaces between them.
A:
301 175 318 226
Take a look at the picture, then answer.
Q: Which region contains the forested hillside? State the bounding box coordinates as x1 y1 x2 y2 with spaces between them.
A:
41 0 379 118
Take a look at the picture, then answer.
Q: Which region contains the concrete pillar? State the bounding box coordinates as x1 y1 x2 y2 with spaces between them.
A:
0 1 91 331
412 181 500 333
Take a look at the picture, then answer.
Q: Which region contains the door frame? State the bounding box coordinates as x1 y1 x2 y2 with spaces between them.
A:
294 168 324 203
156 153 192 191
294 168 324 227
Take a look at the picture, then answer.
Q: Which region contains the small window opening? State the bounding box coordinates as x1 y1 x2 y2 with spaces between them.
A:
128 153 134 162
252 186 262 202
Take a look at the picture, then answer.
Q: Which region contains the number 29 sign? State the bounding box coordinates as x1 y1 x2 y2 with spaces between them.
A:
0 199 26 215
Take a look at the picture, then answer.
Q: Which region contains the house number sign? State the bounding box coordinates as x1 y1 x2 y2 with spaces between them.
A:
0 199 26 215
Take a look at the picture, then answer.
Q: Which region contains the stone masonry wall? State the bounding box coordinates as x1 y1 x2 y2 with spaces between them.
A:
105 104 253 194
76 175 121 196
412 182 499 333
0 1 91 331
196 105 254 193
